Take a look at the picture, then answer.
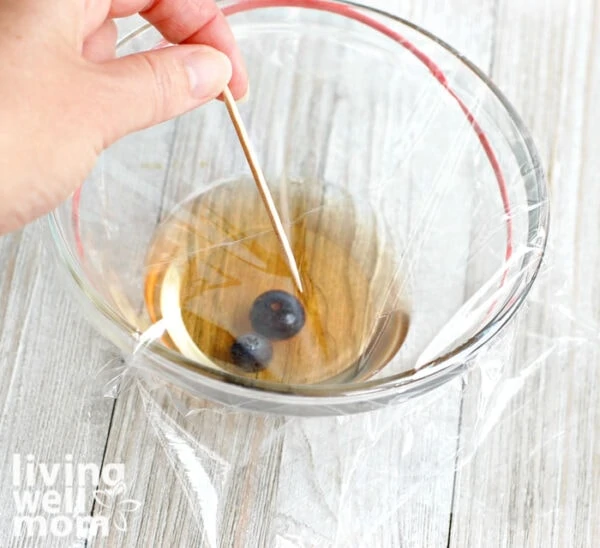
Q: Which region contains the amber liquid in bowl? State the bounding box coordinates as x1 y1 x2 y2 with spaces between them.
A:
144 179 409 385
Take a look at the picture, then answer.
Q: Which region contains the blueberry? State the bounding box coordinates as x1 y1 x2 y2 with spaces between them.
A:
250 290 306 340
230 333 273 372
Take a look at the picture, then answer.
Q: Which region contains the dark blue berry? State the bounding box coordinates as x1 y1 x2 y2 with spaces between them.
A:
230 333 273 372
250 290 306 340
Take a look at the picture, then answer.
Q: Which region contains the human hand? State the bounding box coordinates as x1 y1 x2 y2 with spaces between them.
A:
0 0 248 233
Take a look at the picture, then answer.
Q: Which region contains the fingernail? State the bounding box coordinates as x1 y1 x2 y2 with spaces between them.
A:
185 49 233 100
237 83 251 104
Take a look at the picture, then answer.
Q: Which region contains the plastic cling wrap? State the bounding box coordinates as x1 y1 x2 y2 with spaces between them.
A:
86 231 596 546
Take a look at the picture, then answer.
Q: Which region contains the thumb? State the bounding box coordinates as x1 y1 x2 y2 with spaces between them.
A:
94 44 232 144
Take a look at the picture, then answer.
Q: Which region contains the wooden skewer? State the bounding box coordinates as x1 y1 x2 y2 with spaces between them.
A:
222 87 303 293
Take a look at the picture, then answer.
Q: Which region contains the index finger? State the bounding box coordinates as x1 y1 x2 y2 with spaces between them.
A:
110 0 248 99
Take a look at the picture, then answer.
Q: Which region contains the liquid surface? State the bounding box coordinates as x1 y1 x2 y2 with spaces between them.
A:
144 179 409 385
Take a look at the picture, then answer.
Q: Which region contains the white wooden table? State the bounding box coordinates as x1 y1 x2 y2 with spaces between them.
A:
1 1 599 546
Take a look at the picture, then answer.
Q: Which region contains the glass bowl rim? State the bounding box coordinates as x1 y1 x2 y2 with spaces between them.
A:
48 0 550 405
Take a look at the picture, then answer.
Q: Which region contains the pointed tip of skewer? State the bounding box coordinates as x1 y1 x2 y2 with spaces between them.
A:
291 265 304 295
281 237 303 293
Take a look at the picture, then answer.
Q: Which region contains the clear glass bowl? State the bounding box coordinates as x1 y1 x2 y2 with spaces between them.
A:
49 0 549 415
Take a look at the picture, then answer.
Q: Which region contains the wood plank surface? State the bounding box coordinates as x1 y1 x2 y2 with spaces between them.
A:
449 0 600 546
0 225 115 547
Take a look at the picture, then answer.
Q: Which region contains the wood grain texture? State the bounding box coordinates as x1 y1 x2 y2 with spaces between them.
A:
0 225 115 547
449 0 600 546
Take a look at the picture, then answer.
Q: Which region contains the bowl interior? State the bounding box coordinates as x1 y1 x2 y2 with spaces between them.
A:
51 1 547 399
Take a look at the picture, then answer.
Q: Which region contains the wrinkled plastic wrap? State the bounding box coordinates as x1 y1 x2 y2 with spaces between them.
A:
51 2 571 545
88 244 587 546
